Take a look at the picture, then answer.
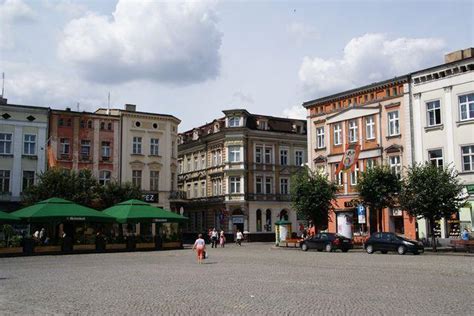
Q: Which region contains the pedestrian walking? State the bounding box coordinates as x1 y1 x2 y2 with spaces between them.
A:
211 228 218 248
236 230 243 246
219 230 226 248
192 234 206 264
461 227 470 241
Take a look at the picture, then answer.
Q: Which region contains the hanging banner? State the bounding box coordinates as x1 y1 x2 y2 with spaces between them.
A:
335 143 361 174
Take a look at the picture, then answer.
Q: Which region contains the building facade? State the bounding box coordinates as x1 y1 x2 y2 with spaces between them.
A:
304 77 417 242
176 110 307 241
0 98 49 210
48 109 120 183
411 49 474 240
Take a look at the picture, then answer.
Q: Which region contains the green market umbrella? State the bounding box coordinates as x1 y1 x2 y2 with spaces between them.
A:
0 210 20 223
103 199 188 224
10 198 114 223
275 220 292 226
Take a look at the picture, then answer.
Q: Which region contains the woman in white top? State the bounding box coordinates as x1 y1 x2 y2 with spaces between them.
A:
192 234 206 264
236 230 243 246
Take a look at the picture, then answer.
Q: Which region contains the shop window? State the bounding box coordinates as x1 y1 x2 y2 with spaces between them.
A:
265 209 272 232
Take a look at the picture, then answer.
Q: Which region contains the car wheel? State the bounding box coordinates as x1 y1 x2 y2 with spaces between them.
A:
325 244 332 252
381 250 388 254
301 243 308 252
366 245 374 254
342 249 349 253
397 245 407 255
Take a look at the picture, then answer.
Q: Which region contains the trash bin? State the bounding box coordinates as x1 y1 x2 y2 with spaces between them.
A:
154 235 163 250
22 238 35 255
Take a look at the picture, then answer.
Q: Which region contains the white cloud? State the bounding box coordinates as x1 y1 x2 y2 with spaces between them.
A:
43 0 88 17
58 0 222 85
282 105 306 120
299 33 446 97
0 0 36 49
287 22 319 42
232 91 254 104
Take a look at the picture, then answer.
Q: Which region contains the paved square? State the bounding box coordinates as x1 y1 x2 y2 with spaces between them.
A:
0 243 472 315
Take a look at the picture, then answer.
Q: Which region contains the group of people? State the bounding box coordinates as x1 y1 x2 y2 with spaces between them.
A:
192 228 245 263
208 228 226 248
33 228 49 245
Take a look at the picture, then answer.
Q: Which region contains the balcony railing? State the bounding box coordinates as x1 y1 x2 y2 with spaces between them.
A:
246 193 291 201
169 190 187 200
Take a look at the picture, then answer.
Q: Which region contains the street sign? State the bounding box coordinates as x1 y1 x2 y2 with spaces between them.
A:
357 205 366 224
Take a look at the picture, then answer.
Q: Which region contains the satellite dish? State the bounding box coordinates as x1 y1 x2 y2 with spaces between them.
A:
179 207 184 215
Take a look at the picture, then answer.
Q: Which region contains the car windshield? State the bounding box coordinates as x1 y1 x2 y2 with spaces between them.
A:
396 234 416 243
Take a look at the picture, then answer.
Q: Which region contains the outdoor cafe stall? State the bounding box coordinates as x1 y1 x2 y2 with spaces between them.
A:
103 199 188 251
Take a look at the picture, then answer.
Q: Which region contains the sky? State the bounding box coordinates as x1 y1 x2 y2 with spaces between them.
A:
1 0 473 131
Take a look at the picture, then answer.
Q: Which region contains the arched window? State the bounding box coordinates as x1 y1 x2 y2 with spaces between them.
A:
280 209 289 221
87 120 93 129
265 209 272 232
256 209 262 232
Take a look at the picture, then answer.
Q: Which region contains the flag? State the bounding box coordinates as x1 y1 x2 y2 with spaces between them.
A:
47 145 56 168
335 143 361 174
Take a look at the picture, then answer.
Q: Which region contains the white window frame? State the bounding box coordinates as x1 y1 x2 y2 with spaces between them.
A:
23 134 36 155
193 182 199 197
200 181 206 197
228 117 241 127
389 156 401 179
428 149 443 169
229 176 241 193
333 124 342 146
201 154 206 169
80 140 91 158
228 146 241 162
366 159 376 169
255 146 263 164
459 93 474 121
264 147 273 164
60 138 70 155
350 163 359 186
150 138 160 156
280 178 289 195
335 164 343 186
101 141 111 158
255 176 263 194
461 145 474 172
295 150 304 166
316 127 325 149
99 170 112 186
150 170 159 191
194 156 199 170
388 111 400 136
0 170 10 193
426 100 442 126
0 133 12 154
132 170 142 189
349 120 358 143
132 137 142 154
365 116 375 140
22 170 35 191
280 149 288 166
265 177 273 194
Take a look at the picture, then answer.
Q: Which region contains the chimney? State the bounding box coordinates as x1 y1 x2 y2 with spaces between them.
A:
65 107 71 111
444 47 474 63
125 104 136 112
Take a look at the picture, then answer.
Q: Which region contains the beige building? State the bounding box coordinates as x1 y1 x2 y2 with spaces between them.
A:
176 110 307 241
0 98 49 210
96 104 180 210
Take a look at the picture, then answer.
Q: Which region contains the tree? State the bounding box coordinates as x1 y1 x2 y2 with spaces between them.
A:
95 181 142 210
399 163 466 251
357 165 401 233
290 167 338 231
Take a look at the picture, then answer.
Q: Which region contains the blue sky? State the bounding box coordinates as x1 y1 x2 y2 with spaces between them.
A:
1 0 473 130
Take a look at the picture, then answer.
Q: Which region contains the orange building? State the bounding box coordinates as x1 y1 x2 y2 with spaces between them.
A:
304 76 416 243
48 108 120 183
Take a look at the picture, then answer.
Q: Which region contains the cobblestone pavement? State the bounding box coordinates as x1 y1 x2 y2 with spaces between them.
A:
0 243 472 315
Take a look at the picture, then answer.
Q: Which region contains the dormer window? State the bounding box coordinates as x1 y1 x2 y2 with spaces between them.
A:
192 130 199 140
214 123 220 133
228 117 241 127
258 120 268 130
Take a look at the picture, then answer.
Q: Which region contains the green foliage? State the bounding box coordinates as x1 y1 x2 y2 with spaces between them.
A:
290 167 338 229
22 168 142 210
400 163 466 222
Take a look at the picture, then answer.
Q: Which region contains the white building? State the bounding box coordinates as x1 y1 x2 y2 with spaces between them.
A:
411 48 474 240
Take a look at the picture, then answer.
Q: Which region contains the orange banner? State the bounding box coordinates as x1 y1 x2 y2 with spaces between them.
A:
47 145 56 168
335 143 361 174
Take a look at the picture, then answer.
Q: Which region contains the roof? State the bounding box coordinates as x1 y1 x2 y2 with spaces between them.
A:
96 108 181 123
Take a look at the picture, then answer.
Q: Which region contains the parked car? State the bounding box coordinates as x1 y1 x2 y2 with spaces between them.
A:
364 232 424 255
300 233 353 252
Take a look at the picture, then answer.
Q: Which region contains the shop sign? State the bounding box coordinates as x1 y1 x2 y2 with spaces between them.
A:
357 205 366 224
152 219 167 223
142 193 158 203
466 184 474 194
392 208 403 216
67 217 86 221
232 215 244 224
344 201 356 208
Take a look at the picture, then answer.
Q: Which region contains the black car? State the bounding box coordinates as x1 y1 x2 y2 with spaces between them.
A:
300 233 353 252
364 232 424 255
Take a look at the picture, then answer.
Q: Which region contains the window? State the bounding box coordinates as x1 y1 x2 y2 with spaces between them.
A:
66 119 72 127
101 142 111 159
80 140 91 159
426 100 441 126
459 93 474 121
428 149 443 168
200 181 206 197
132 137 142 154
256 209 262 232
60 138 70 155
107 123 112 131
350 163 359 186
389 156 401 179
264 148 272 164
280 149 288 166
335 164 343 185
366 159 376 169
22 171 35 191
461 145 474 171
201 154 206 169
0 170 10 193
229 177 241 193
87 120 93 129
265 209 272 232
295 150 304 166
194 156 199 170
256 176 263 194
186 184 191 198
186 158 191 171
100 122 105 130
150 138 159 156
392 87 398 96
265 177 273 194
80 120 86 128
194 182 198 197
217 150 221 165
333 124 342 146
212 179 221 196
58 118 64 126
99 170 111 185
259 120 267 130
150 171 159 191
388 111 400 136
365 116 375 140
386 88 391 97
0 133 12 154
349 120 358 143
316 127 325 149
228 146 241 162
280 178 289 195
22 134 36 155
178 160 183 174
228 117 241 127
132 170 142 189
255 146 263 164
212 151 218 166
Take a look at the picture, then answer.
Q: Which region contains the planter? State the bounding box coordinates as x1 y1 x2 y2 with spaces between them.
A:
0 247 23 254
74 244 96 251
136 242 155 249
163 241 182 249
35 246 62 253
106 243 126 250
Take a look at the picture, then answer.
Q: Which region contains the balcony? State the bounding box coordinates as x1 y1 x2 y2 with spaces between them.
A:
246 193 291 202
169 190 187 200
